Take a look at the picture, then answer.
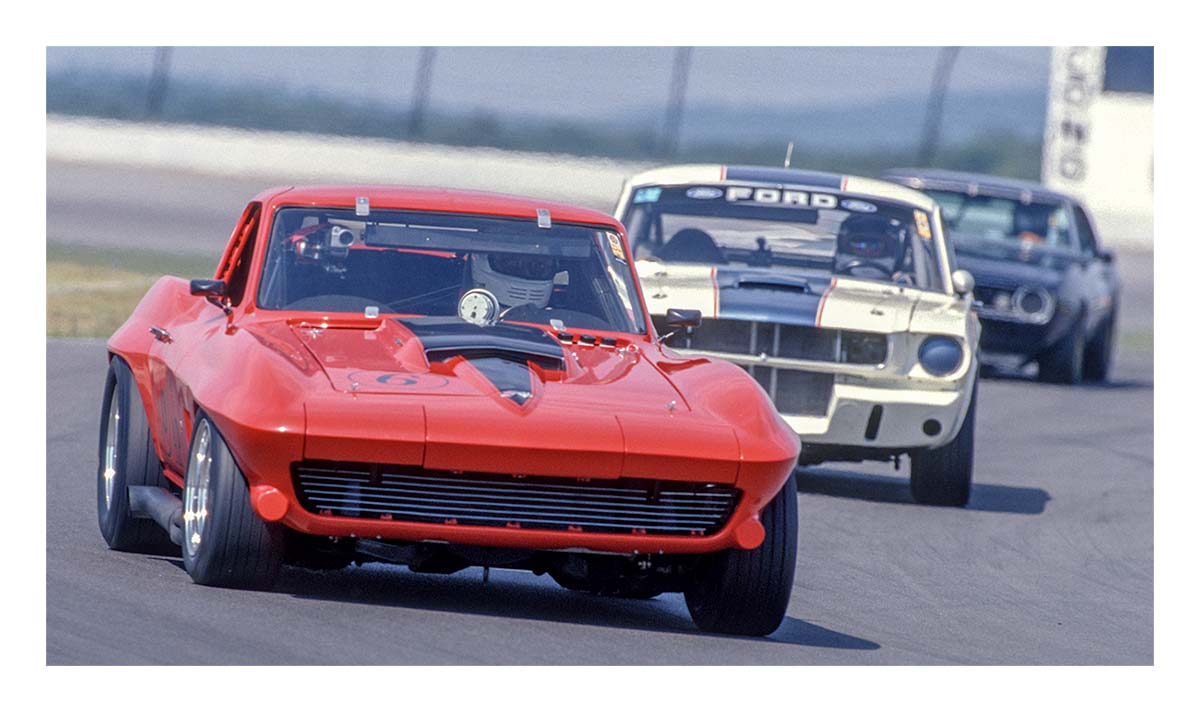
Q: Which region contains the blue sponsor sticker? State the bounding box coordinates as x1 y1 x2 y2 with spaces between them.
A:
633 187 662 203
841 199 877 213
685 186 724 199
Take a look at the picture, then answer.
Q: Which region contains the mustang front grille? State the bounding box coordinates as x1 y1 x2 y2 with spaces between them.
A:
652 315 876 416
292 462 740 536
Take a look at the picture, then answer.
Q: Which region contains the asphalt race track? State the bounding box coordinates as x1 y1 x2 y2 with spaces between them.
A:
46 162 1154 664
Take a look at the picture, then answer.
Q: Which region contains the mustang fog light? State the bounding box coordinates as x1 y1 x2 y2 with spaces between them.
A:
918 336 962 377
840 332 888 365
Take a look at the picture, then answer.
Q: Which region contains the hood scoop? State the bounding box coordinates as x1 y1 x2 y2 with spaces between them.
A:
714 269 812 294
467 356 536 405
397 317 566 370
398 318 566 407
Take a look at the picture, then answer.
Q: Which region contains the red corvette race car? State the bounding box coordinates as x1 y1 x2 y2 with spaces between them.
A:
97 186 800 635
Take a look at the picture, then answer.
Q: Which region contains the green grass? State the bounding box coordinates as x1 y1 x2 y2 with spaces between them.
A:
47 243 216 338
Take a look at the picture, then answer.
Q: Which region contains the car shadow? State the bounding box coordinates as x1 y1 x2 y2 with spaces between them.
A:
148 553 878 652
795 468 1051 515
979 364 1151 390
275 563 880 652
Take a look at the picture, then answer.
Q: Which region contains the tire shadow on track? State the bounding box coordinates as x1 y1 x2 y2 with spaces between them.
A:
978 364 1152 391
795 468 1051 515
148 554 880 652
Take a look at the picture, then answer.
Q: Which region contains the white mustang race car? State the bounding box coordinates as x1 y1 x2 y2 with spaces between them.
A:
614 165 981 506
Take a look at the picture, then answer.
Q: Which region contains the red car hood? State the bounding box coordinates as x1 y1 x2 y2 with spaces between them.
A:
292 317 741 483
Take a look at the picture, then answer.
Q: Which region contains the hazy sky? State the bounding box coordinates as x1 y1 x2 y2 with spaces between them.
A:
48 46 1050 120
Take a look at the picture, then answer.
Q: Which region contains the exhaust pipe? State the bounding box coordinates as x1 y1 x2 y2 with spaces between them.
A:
128 486 184 547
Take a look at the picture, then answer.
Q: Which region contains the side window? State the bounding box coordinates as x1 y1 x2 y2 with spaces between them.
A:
1047 206 1073 249
218 203 262 306
1072 205 1099 255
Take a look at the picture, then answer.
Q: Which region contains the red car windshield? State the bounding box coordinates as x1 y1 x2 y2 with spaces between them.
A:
256 208 646 334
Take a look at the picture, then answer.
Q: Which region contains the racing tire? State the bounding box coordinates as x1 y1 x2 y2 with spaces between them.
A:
684 473 798 637
1038 316 1086 385
1083 313 1116 382
910 381 976 507
97 357 176 555
181 415 285 590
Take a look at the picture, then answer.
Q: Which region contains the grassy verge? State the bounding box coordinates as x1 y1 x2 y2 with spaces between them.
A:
47 243 216 338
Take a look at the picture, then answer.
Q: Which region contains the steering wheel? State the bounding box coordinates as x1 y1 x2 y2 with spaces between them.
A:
838 259 894 279
499 304 612 331
498 303 545 324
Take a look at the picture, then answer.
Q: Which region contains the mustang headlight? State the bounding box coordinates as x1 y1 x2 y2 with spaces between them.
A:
918 336 963 376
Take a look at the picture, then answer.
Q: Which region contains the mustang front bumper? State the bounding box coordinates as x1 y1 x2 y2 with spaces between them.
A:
784 380 971 450
666 345 975 455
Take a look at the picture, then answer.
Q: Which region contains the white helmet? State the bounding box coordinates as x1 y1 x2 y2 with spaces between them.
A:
469 253 555 308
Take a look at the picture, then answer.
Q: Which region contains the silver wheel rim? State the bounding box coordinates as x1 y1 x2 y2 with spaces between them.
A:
102 389 120 510
183 420 213 559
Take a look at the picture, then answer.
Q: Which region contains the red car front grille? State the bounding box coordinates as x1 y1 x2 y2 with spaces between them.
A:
292 461 739 536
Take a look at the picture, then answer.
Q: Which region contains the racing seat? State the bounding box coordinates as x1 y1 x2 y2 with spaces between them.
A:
656 228 728 265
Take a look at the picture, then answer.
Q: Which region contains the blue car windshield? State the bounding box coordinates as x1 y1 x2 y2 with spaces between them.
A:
257 208 646 334
925 189 1076 252
618 184 946 292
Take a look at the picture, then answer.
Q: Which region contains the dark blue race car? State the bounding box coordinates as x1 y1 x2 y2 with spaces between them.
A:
882 169 1120 384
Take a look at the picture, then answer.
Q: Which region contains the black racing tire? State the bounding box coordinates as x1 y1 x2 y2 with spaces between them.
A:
1038 315 1086 385
1083 312 1116 382
910 380 976 507
96 357 176 555
181 415 285 590
684 473 798 636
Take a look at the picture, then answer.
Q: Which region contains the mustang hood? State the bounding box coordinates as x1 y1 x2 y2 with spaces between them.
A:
292 316 742 483
637 261 920 333
954 242 1075 290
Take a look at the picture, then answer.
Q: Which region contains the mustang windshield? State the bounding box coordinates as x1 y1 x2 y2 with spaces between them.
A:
619 184 946 292
925 189 1075 253
258 208 646 333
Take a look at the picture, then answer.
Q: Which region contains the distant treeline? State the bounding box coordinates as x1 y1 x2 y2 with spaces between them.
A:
47 70 1043 179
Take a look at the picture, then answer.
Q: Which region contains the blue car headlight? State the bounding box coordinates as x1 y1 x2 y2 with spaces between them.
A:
1012 286 1056 323
918 336 963 376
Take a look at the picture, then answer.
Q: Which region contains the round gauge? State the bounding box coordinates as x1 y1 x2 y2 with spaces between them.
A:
458 288 500 326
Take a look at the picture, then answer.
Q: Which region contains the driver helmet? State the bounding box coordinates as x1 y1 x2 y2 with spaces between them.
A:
835 214 905 275
469 253 556 308
1013 205 1050 244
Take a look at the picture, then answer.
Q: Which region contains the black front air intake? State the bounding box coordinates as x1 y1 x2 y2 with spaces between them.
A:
292 462 740 536
397 317 565 368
